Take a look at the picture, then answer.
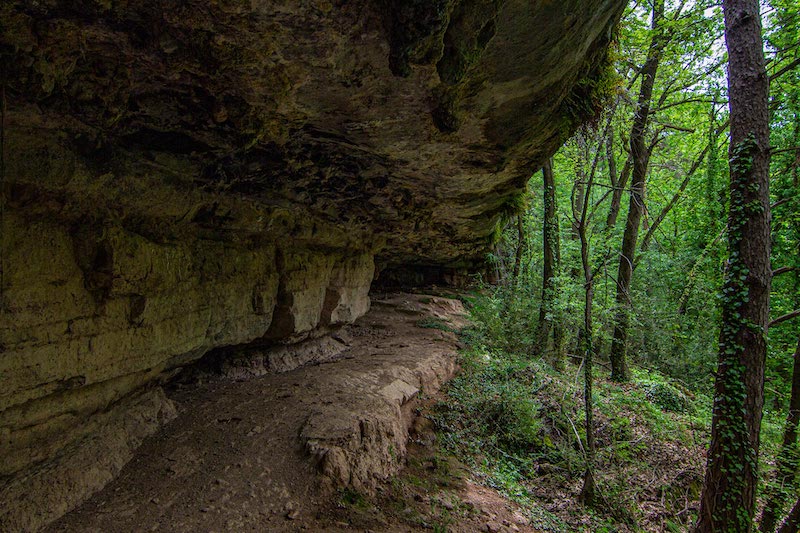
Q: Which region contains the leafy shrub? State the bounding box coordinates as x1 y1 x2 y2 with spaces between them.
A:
641 381 693 413
434 351 547 455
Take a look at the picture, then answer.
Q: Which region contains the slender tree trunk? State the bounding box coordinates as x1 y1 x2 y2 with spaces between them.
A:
791 109 799 189
579 220 596 505
572 159 587 246
538 159 563 368
606 156 631 230
571 135 598 506
512 213 525 282
609 0 666 382
604 124 620 230
569 139 587 356
607 129 618 191
760 338 800 532
694 0 772 530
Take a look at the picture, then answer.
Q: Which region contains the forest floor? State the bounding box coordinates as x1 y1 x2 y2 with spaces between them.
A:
47 292 538 533
48 291 709 532
428 293 711 532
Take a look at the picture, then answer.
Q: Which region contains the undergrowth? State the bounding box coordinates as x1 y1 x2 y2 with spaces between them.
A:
431 292 715 532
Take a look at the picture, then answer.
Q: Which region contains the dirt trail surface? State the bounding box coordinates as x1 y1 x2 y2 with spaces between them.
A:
47 293 535 532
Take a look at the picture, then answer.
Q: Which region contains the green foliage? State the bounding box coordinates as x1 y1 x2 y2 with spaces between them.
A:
435 298 713 530
433 348 548 456
562 44 623 128
431 331 576 530
636 372 695 414
473 0 800 528
340 488 369 509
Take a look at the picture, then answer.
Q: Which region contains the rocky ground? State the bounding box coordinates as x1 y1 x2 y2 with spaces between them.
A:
48 293 536 532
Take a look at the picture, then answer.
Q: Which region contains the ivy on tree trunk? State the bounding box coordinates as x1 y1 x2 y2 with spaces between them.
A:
537 158 563 369
694 0 772 530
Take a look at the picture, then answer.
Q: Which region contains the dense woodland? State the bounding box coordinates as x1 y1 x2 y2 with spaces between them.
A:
436 0 800 530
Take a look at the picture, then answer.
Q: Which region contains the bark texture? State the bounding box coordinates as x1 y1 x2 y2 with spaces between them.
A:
537 158 562 367
694 0 772 530
609 0 666 382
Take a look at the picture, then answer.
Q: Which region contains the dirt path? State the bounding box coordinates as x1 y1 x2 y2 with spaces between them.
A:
47 293 536 532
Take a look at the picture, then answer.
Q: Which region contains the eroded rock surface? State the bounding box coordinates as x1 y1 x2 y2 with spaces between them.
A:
1 0 624 264
0 213 373 476
39 294 463 533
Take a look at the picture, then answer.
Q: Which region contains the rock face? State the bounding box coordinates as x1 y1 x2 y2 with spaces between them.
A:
0 0 624 528
41 294 463 533
0 212 373 475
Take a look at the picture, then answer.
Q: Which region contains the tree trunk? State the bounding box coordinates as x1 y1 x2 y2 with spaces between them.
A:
759 338 800 533
537 159 563 368
512 213 525 282
694 0 772 530
609 0 666 382
579 224 596 505
777 498 800 533
606 156 631 230
793 111 799 188
574 147 597 507
569 137 588 356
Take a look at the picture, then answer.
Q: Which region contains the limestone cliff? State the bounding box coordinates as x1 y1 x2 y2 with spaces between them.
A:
0 0 625 529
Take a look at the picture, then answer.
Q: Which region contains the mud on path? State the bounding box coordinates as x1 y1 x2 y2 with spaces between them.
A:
48 293 537 532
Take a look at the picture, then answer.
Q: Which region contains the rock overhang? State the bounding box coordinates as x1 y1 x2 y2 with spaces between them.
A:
1 0 625 267
0 2 626 528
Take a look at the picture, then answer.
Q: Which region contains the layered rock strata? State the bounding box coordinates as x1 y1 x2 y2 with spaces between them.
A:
0 211 374 530
42 294 463 533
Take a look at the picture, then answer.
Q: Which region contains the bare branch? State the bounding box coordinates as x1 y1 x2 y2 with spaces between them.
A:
770 57 800 82
771 310 800 328
655 122 697 133
772 195 799 209
771 146 800 156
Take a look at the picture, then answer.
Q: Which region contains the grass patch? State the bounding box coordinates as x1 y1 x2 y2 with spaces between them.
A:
339 488 369 509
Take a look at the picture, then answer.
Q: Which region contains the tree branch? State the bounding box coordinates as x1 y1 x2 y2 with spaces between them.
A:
772 195 799 210
771 146 800 156
653 121 697 133
770 57 800 82
772 310 800 328
639 142 710 254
